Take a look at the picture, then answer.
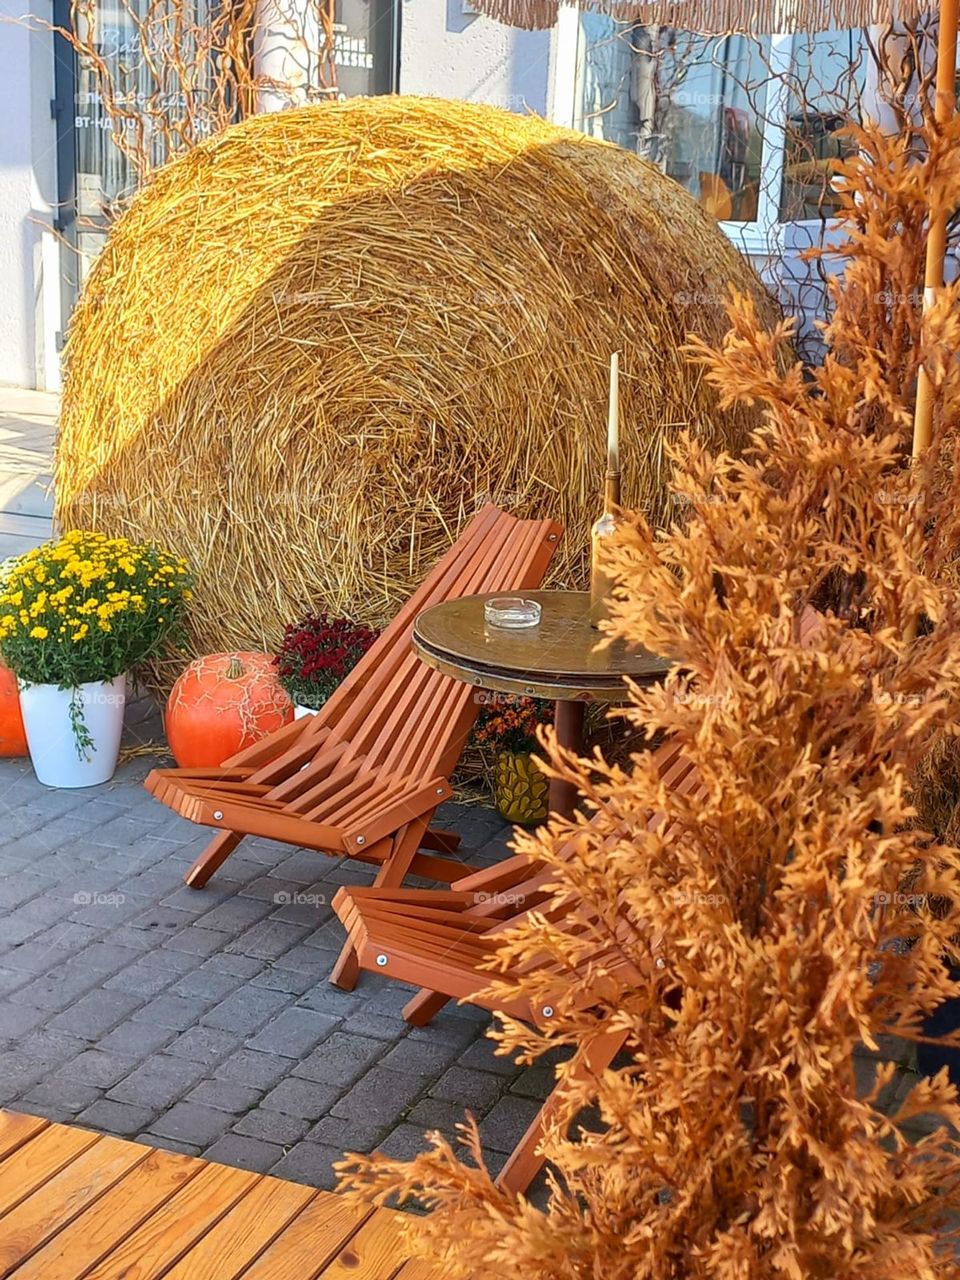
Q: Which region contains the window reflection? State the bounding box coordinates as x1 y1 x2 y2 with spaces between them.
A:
574 17 769 225
779 29 867 220
67 0 394 287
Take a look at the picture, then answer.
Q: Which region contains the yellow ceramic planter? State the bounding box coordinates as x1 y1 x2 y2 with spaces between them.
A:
494 750 549 825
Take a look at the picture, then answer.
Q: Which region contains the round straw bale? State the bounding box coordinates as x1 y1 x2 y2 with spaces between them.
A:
56 95 778 686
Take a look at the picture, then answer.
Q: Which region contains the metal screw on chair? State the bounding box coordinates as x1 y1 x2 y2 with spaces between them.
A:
356 836 365 845
213 811 223 821
542 1005 553 1018
376 954 388 967
436 787 444 795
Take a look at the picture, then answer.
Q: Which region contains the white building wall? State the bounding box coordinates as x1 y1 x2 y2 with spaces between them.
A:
0 11 61 391
399 0 551 115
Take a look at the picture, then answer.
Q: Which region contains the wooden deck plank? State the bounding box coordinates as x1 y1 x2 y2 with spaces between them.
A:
0 1113 457 1280
0 1113 48 1164
235 1191 371 1280
392 1262 445 1280
81 1161 261 1280
161 1176 318 1280
8 1147 204 1280
0 1125 100 1218
316 1209 423 1280
0 1134 149 1277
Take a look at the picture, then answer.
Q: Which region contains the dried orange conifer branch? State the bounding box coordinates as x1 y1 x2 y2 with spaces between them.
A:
333 111 960 1280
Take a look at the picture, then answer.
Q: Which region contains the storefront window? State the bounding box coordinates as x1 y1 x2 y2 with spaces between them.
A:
57 0 397 302
71 0 215 286
574 16 770 224
779 29 868 220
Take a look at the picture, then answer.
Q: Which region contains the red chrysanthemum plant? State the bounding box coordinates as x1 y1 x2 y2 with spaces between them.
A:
334 110 960 1280
274 612 378 712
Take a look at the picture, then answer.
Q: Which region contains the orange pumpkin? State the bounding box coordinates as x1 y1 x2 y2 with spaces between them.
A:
165 651 294 768
0 662 27 757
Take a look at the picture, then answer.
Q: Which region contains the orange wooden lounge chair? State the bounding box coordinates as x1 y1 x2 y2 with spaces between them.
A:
332 607 824 1190
332 735 699 1192
145 505 562 986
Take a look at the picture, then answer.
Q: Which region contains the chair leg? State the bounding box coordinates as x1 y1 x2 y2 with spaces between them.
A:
329 943 360 991
185 830 244 888
494 1027 629 1195
419 828 462 854
408 851 471 882
402 989 450 1026
329 819 429 992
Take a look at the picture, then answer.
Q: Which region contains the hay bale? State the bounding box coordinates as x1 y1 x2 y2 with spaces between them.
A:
56 96 777 686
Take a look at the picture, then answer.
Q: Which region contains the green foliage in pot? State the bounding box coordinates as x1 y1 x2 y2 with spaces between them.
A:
0 530 193 750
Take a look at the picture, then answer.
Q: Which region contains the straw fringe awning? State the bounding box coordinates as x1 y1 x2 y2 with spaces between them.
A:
472 0 932 32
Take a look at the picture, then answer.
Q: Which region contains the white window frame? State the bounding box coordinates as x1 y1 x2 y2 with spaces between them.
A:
549 2 580 128
719 30 792 257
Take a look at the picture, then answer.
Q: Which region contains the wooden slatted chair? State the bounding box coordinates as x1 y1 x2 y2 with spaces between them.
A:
332 736 698 1192
145 505 562 986
332 606 825 1189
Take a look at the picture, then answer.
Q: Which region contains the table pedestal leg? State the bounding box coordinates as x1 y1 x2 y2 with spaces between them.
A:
549 699 586 818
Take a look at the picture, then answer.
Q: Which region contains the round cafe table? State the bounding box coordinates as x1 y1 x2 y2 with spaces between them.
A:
413 589 672 817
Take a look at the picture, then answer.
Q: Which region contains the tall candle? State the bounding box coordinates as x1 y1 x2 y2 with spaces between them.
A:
607 351 619 473
591 351 623 627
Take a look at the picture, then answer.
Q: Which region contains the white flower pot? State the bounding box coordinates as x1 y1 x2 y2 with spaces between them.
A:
294 703 318 719
18 675 126 788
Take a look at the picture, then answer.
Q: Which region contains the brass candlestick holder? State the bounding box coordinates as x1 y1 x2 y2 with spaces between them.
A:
589 470 621 628
590 350 622 628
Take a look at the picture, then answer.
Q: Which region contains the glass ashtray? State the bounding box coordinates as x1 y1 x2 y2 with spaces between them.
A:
484 597 541 629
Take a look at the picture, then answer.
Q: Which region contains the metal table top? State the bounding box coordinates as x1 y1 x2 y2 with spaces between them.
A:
413 589 671 703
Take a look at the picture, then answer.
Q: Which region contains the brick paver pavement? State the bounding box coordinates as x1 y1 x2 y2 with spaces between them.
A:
0 704 935 1201
0 735 553 1191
